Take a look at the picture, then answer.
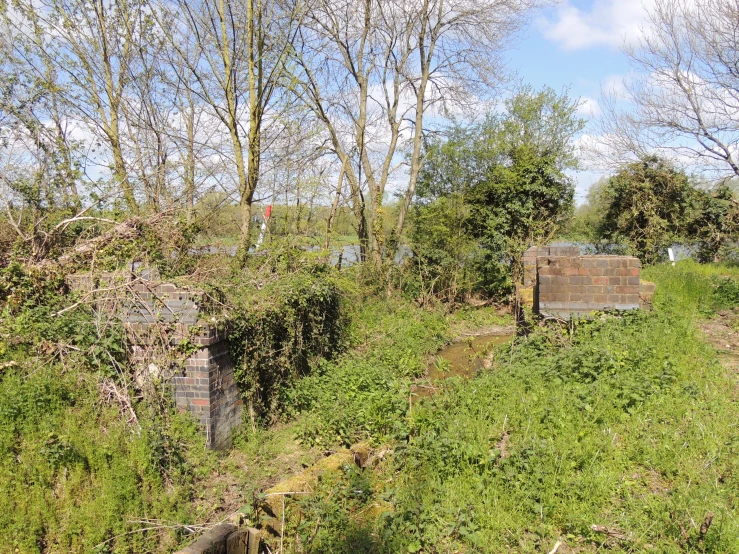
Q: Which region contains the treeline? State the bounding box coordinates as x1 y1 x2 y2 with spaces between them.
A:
0 0 544 265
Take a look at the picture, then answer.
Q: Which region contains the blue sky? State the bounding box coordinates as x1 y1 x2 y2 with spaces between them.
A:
508 0 654 203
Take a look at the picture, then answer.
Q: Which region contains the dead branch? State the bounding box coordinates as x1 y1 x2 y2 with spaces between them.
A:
31 212 169 270
590 524 628 541
100 377 140 430
699 512 714 540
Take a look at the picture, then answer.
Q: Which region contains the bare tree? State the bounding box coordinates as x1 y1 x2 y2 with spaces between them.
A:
592 0 739 182
154 0 304 263
6 0 152 211
295 0 540 265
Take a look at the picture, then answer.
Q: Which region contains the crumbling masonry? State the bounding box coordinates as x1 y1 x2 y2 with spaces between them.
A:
68 270 242 449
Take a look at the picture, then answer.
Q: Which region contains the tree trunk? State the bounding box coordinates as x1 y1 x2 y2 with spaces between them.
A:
325 157 347 250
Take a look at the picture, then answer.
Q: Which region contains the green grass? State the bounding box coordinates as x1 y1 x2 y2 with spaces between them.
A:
279 261 739 553
281 298 450 447
0 263 217 554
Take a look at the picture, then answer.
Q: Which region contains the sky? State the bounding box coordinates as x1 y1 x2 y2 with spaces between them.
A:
510 0 652 204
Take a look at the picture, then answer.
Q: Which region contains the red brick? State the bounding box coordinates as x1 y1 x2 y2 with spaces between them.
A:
608 276 622 285
629 268 639 277
615 286 632 294
593 276 608 285
192 399 209 406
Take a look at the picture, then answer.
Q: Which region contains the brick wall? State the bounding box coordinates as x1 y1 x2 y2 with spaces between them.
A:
522 245 580 287
173 333 243 450
520 246 649 319
68 270 242 449
537 255 641 318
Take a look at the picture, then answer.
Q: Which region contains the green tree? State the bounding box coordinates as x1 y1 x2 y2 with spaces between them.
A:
411 86 583 297
597 157 739 264
562 178 609 244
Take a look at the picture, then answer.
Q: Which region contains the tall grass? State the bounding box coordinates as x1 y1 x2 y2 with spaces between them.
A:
284 261 739 553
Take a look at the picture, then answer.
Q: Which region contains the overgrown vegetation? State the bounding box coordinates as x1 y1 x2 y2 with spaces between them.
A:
409 86 583 300
567 157 739 263
216 260 348 428
3 1 739 551
0 262 217 553
273 262 739 553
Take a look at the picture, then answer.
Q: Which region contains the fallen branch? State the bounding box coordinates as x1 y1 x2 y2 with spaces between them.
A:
547 540 562 554
591 524 628 541
100 377 139 430
31 212 170 270
700 512 714 538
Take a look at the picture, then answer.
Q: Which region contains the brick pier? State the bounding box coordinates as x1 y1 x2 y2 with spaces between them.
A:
520 246 655 319
69 270 242 449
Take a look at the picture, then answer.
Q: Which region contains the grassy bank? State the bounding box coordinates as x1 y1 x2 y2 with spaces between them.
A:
0 264 218 553
275 261 739 553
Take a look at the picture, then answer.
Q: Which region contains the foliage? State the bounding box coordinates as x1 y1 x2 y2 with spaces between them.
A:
288 463 380 553
594 157 739 264
560 178 611 245
282 299 449 447
212 259 348 426
404 194 478 304
0 262 216 553
290 261 739 552
411 86 583 299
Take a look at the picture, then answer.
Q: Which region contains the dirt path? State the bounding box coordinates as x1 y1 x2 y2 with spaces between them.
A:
699 311 739 374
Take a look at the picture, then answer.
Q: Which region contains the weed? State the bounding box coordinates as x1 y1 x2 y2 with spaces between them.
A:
288 261 739 552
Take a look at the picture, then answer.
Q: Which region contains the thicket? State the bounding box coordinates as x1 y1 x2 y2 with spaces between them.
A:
567 157 739 264
408 86 583 301
212 258 348 428
277 262 739 553
0 261 216 553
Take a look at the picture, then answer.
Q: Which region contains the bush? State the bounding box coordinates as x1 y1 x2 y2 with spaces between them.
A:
0 263 216 553
213 263 348 426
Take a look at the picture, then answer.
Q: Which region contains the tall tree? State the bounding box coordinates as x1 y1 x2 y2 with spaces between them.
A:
7 0 149 211
593 0 739 182
296 0 540 266
156 0 304 263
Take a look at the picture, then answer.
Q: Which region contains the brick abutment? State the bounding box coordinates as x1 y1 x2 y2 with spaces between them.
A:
520 246 656 319
68 270 242 449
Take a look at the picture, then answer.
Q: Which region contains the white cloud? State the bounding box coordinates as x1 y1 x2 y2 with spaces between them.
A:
537 0 654 51
576 96 601 117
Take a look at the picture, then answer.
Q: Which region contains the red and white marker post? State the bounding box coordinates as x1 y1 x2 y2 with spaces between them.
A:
256 205 272 249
